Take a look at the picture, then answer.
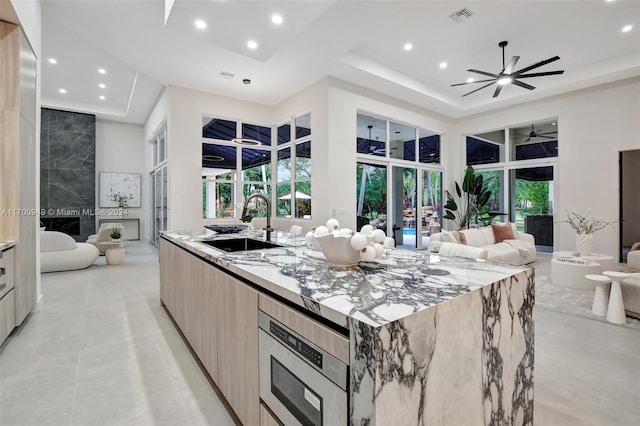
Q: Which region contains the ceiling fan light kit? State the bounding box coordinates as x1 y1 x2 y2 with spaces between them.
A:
451 41 565 98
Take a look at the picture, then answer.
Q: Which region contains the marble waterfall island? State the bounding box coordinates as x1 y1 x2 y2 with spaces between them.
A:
161 229 535 426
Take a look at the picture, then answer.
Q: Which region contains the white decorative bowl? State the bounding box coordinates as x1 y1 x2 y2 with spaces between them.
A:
313 232 361 267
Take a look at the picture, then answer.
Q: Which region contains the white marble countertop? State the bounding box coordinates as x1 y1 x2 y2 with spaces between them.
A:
0 241 16 251
160 228 532 328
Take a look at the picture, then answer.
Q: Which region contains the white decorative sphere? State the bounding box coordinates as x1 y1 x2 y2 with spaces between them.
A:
314 226 329 237
372 243 384 258
360 245 376 261
360 224 374 234
372 229 386 243
383 236 395 248
326 218 340 231
305 231 315 244
350 233 369 250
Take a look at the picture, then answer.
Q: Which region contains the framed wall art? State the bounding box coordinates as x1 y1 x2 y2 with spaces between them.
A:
99 172 141 208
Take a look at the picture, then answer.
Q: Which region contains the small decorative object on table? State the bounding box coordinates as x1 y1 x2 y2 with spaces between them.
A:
110 226 123 242
561 210 615 256
311 219 389 267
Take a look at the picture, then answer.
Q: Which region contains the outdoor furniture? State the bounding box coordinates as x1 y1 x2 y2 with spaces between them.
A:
603 271 629 325
585 274 611 316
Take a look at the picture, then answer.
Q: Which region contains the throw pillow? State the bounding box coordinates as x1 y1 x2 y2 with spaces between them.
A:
492 221 515 243
459 232 467 245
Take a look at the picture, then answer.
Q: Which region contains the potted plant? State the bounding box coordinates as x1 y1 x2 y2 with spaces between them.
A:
562 211 615 255
110 226 123 242
443 165 499 230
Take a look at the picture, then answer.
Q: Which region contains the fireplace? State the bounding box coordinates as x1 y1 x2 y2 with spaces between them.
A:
41 217 81 237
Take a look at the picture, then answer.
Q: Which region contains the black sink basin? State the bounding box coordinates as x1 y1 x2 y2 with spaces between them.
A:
199 238 282 252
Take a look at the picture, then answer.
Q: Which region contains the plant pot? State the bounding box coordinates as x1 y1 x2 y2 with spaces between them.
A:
575 233 594 256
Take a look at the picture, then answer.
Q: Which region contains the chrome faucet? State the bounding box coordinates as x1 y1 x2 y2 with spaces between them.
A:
241 193 274 241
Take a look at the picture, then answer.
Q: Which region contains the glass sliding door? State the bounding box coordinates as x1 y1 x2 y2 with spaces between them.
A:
150 165 167 246
392 166 417 248
422 170 443 243
509 166 554 250
356 162 387 232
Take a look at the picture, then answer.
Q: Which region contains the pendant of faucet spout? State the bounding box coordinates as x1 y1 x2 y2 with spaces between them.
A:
241 193 272 236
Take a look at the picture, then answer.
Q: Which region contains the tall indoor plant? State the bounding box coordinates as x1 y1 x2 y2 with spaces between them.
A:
443 165 498 230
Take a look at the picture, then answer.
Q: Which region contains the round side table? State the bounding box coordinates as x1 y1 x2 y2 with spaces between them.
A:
552 251 615 274
602 271 629 325
104 241 125 266
585 274 611 316
550 258 601 289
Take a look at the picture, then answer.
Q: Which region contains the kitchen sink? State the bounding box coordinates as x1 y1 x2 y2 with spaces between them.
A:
199 238 283 252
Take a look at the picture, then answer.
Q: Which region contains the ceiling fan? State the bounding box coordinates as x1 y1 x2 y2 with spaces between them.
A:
514 124 558 142
451 41 564 98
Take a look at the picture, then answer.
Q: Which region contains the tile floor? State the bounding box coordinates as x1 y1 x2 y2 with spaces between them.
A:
0 242 638 426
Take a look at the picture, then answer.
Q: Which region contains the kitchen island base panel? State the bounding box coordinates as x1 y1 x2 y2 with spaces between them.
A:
350 269 535 426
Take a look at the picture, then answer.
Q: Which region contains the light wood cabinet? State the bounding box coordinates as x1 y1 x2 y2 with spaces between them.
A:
159 238 259 421
218 273 259 426
0 247 16 344
259 403 282 426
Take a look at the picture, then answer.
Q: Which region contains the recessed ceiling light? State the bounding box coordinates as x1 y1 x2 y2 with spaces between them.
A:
195 19 207 29
404 43 413 51
99 95 106 100
98 68 106 74
48 58 57 64
59 88 67 94
98 83 106 89
247 40 258 49
467 77 474 83
622 24 633 33
439 62 448 69
552 122 557 126
271 14 283 25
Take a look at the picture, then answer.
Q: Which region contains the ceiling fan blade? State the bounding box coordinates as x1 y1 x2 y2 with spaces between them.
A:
525 137 531 142
462 81 497 97
468 69 499 78
512 80 536 91
513 56 560 75
517 70 565 78
493 84 504 98
451 78 496 87
504 56 520 74
537 135 557 139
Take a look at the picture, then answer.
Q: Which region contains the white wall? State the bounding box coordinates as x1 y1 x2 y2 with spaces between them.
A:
455 77 640 259
95 119 148 241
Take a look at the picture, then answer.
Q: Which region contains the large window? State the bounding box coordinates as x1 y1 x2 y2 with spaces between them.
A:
203 113 311 220
466 119 558 250
356 112 443 249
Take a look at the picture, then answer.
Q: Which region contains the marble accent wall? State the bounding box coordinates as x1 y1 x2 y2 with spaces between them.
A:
40 108 96 241
350 268 535 426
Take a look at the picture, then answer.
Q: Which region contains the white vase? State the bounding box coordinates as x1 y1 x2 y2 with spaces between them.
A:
576 233 594 256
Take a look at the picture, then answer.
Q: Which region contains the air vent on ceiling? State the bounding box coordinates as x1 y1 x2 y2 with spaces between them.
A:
448 8 474 23
217 71 235 80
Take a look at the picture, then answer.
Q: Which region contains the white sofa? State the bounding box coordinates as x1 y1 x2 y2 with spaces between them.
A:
41 231 99 273
429 223 536 264
622 250 640 318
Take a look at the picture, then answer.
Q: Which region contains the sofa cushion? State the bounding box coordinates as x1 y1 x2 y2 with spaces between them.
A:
439 242 487 260
40 231 77 252
461 227 495 246
492 221 515 243
482 242 521 264
440 230 460 244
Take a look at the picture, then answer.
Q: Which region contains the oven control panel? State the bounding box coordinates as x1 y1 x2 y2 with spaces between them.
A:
270 321 323 369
